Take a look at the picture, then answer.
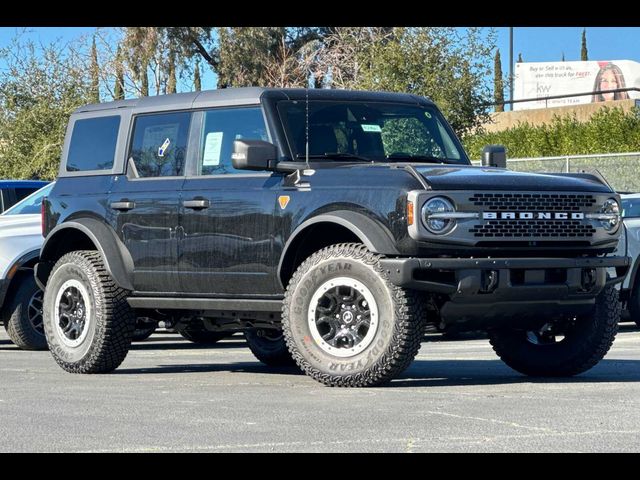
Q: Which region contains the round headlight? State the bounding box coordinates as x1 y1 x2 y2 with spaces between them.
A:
601 198 621 232
422 197 456 234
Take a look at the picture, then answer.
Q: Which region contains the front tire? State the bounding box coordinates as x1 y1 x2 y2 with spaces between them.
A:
282 243 426 387
489 286 620 377
43 251 135 373
3 274 47 350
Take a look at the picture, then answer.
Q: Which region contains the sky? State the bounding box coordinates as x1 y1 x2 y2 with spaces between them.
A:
1 26 639 100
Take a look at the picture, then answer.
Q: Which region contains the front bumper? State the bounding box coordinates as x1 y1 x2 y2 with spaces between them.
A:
380 256 630 330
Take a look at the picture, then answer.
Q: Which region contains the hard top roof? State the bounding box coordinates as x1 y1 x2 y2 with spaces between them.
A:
73 87 432 114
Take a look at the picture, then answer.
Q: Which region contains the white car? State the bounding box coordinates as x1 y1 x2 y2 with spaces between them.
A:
0 182 157 349
618 194 640 326
0 183 53 349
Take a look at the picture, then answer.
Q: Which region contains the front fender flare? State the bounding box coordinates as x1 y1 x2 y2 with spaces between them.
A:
277 210 399 282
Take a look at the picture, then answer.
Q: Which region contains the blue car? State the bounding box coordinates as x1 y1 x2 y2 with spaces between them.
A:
0 180 50 214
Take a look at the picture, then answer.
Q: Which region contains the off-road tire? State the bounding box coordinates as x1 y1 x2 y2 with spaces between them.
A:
282 243 426 387
43 251 135 373
179 328 228 345
3 273 47 350
489 286 620 377
244 328 295 367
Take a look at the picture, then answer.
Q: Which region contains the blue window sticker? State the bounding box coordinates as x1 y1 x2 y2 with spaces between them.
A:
158 138 171 157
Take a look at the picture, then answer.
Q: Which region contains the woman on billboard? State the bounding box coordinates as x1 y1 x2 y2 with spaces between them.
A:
592 62 630 102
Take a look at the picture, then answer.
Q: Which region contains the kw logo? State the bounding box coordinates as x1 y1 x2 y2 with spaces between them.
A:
537 83 552 95
278 195 291 210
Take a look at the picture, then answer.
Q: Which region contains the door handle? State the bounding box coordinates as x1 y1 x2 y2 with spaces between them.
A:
183 199 210 210
110 201 135 211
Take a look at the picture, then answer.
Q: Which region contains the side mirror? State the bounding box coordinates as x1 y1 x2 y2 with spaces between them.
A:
232 139 277 171
481 145 507 169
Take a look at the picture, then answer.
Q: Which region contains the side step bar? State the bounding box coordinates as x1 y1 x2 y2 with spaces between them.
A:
127 297 283 312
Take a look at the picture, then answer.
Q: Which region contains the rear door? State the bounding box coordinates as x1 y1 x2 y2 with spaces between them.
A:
107 111 191 293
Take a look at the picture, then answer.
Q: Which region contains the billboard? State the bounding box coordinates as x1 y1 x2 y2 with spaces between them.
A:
513 60 640 110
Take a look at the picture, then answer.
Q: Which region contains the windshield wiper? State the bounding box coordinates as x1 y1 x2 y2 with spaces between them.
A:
295 153 372 162
385 153 450 164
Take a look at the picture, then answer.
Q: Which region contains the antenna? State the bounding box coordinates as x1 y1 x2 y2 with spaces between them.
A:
305 86 310 170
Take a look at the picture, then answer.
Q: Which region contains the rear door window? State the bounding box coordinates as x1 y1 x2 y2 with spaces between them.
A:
129 112 191 178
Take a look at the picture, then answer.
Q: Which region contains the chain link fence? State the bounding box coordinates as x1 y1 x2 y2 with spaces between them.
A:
472 152 640 193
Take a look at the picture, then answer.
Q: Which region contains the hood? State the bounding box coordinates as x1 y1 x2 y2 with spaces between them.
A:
0 214 42 240
414 165 613 192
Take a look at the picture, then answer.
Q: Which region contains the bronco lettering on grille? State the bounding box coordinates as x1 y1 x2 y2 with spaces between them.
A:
483 212 585 220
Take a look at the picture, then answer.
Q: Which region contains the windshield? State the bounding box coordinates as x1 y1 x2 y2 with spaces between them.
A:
622 197 640 218
2 183 53 216
277 100 468 164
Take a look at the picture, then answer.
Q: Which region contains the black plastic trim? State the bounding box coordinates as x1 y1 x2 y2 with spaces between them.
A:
381 256 631 293
0 278 9 308
39 219 134 290
127 297 282 312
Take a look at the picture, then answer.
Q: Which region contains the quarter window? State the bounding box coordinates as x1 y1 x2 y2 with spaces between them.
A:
199 107 268 175
129 112 191 178
66 116 120 172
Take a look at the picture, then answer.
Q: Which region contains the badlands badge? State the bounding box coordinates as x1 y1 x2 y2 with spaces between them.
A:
278 195 290 210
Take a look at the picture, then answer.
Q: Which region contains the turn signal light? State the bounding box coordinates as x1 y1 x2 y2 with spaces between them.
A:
407 201 414 226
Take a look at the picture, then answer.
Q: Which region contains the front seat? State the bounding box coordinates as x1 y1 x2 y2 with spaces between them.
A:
302 125 338 156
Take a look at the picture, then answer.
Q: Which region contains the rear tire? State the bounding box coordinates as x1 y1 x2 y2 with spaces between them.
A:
489 286 620 377
282 243 426 387
3 274 47 350
43 251 135 373
244 328 295 367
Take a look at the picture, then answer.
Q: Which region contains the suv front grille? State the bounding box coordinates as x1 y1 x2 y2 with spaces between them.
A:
469 193 597 212
469 219 596 238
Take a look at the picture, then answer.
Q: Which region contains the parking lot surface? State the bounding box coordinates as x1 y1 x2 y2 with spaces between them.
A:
1 326 640 452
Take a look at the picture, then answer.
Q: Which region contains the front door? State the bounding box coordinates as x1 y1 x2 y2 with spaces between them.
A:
179 107 281 296
107 111 191 293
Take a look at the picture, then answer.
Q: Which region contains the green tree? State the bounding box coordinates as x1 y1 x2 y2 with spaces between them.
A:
316 27 495 136
581 29 588 61
494 49 504 112
113 44 125 100
0 38 93 180
215 27 319 88
90 36 100 103
166 50 177 94
194 60 201 91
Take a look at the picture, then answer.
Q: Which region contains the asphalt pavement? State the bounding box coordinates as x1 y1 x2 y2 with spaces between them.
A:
1 326 640 452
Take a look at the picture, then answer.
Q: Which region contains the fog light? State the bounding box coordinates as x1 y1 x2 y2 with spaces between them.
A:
581 268 597 292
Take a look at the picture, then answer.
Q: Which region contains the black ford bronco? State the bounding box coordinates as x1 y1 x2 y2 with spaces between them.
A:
36 88 629 387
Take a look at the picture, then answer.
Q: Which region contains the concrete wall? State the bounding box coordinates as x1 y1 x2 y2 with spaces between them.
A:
484 99 638 133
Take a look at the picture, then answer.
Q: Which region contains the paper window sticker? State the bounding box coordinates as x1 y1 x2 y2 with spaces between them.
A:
361 124 382 133
203 131 224 166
